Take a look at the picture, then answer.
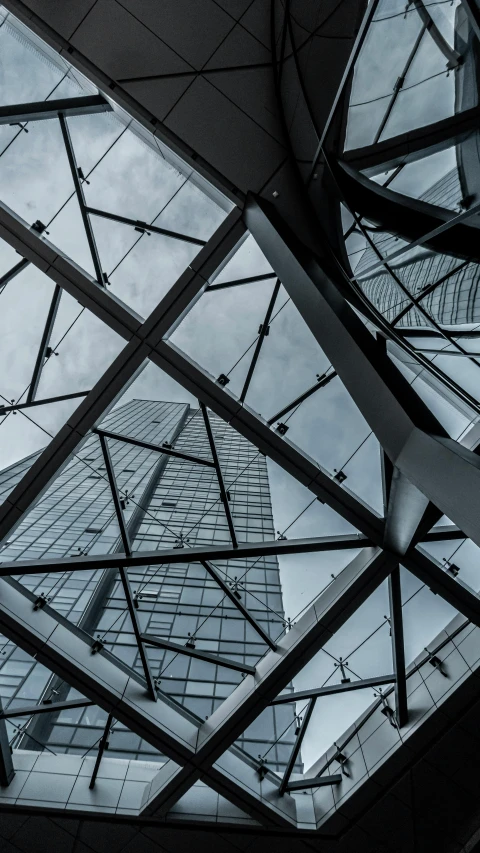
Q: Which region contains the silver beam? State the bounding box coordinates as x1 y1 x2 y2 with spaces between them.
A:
0 533 370 578
0 94 111 124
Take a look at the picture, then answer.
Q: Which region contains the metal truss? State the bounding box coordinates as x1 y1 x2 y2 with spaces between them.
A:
0 2 479 835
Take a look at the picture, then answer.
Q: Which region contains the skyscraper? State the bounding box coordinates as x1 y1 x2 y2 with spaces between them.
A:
0 399 299 773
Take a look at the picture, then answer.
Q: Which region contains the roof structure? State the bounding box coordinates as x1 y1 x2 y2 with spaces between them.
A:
0 0 479 850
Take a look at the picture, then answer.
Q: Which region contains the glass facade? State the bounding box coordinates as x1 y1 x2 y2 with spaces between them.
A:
0 399 299 772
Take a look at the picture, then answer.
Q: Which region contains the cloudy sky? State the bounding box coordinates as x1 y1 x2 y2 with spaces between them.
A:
0 0 478 766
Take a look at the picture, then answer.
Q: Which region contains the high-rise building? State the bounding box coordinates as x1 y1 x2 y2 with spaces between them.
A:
0 399 299 772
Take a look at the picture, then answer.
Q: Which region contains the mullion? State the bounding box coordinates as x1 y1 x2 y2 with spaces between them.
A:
26 284 62 404
279 697 316 796
99 434 157 701
89 712 114 789
201 559 277 650
59 113 105 286
240 279 280 403
85 206 206 247
267 370 337 425
200 403 238 548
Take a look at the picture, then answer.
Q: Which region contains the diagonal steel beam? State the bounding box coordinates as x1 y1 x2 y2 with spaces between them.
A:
89 712 114 789
0 698 93 720
26 284 62 403
267 370 336 426
59 113 105 286
85 207 206 247
403 546 480 626
200 402 238 548
240 278 280 403
0 94 111 124
94 427 215 467
0 257 28 286
0 533 370 578
99 432 157 701
206 272 277 291
141 634 255 675
286 775 342 792
279 697 316 796
201 559 277 650
271 674 397 704
98 433 132 555
0 391 89 415
193 549 395 767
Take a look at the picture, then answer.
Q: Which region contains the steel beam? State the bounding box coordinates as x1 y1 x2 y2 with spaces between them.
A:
200 402 238 548
94 427 215 467
0 94 111 125
59 113 105 286
206 272 277 291
271 674 397 704
388 568 408 727
0 533 370 578
0 391 89 415
89 712 114 789
267 371 336 425
26 284 62 403
0 257 28 287
279 698 316 796
141 635 255 675
98 433 132 556
286 775 342 792
422 526 464 543
343 106 480 176
0 698 93 720
403 547 480 626
240 279 280 402
201 559 277 650
85 207 206 247
99 433 157 701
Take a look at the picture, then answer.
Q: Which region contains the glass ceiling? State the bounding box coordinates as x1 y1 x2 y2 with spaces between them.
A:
0 0 478 814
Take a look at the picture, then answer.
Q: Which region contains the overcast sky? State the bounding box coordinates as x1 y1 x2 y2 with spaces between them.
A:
0 0 478 767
